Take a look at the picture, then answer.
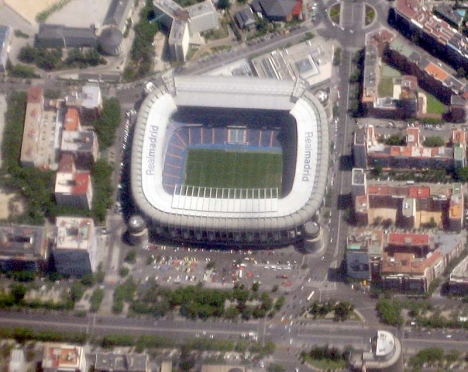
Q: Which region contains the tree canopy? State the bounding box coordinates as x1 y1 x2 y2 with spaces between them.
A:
124 0 159 80
92 97 121 150
376 298 404 326
385 135 406 146
91 159 114 223
423 136 445 147
18 44 105 71
455 166 468 182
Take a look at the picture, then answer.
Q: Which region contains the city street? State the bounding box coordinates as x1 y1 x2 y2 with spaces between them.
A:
0 310 467 355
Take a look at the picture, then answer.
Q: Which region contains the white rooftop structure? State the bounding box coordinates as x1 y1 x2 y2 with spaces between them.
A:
185 1 218 33
56 217 95 251
153 0 218 62
9 348 25 372
350 330 403 372
251 37 333 87
131 75 329 244
81 85 102 109
375 330 395 357
65 85 102 110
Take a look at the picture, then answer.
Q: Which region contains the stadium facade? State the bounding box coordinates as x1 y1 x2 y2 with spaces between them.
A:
130 75 329 247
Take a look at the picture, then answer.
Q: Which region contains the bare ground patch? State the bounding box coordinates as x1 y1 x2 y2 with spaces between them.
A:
0 190 24 220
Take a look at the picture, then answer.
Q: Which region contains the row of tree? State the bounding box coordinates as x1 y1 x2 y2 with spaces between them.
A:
410 347 462 370
124 280 284 320
124 0 159 80
18 45 105 71
303 344 352 362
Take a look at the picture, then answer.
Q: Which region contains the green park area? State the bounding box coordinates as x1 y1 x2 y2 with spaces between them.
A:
424 91 447 115
378 64 401 98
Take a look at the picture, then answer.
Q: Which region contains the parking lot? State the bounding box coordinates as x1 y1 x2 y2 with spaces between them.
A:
126 244 307 292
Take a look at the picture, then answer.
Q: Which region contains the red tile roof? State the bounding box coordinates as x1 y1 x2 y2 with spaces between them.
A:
64 108 80 131
452 130 466 145
27 87 43 104
406 127 420 146
72 173 90 195
291 0 302 16
388 232 430 246
382 250 442 275
407 186 430 198
425 62 448 80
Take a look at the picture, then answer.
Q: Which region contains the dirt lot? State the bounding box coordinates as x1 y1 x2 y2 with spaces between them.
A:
0 191 23 221
46 0 113 28
369 208 396 224
417 211 442 228
4 0 57 25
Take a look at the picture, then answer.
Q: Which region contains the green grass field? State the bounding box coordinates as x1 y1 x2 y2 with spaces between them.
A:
184 149 283 193
424 91 447 115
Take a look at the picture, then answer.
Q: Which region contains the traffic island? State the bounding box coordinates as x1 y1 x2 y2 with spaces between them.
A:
329 3 341 25
365 4 376 26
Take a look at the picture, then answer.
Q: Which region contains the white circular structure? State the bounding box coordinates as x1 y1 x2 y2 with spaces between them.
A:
131 75 329 247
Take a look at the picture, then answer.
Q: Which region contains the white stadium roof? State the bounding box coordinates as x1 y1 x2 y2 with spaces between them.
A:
131 75 329 232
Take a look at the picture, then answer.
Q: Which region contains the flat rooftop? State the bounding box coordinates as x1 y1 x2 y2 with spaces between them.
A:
66 85 102 109
55 172 91 196
61 131 95 153
352 168 365 185
451 255 468 281
55 217 94 251
20 87 44 166
42 344 84 370
347 228 383 256
0 225 46 261
251 37 332 87
187 1 215 17
95 353 148 371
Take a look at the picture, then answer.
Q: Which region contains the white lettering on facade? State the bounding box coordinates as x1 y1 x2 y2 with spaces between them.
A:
302 132 313 181
146 125 158 175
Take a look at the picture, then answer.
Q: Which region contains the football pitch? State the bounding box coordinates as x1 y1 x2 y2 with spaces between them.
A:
184 148 283 192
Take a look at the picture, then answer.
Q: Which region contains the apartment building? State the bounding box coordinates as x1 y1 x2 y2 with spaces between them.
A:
42 344 87 372
0 225 48 272
52 217 97 277
347 229 463 293
353 125 465 172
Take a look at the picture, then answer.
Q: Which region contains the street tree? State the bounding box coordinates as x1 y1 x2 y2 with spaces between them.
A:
217 0 230 9
10 284 27 303
423 136 445 147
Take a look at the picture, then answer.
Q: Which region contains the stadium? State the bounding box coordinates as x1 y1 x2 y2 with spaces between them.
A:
130 74 329 247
